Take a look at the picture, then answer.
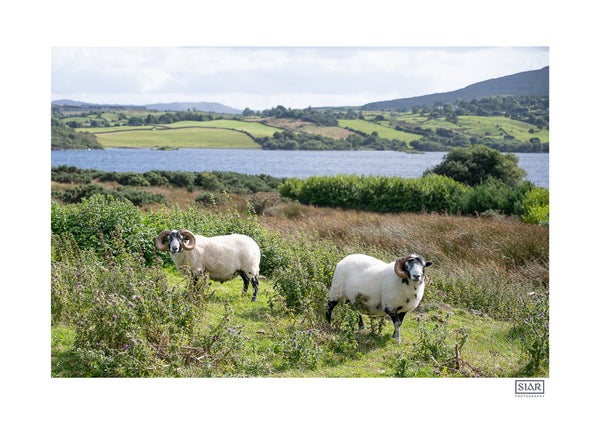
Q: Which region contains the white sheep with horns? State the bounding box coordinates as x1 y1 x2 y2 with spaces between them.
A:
326 253 433 341
156 229 261 301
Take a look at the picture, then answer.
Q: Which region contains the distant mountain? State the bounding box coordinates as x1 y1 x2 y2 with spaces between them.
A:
361 66 549 111
51 99 242 114
144 102 242 114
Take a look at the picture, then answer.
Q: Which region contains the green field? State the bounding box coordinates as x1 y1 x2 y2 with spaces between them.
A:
457 116 549 142
338 119 422 142
95 127 260 148
165 119 278 138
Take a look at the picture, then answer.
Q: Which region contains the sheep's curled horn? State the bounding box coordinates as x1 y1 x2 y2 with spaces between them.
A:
394 256 410 279
155 229 196 252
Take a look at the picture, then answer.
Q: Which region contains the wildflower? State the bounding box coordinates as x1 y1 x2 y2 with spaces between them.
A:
124 345 129 349
308 328 313 333
112 315 117 319
293 340 297 343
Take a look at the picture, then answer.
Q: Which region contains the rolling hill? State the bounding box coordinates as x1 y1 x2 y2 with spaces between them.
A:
51 99 242 114
361 66 549 111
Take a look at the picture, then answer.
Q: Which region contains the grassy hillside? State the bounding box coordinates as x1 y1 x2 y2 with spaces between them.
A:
338 119 422 143
94 127 260 149
55 95 548 152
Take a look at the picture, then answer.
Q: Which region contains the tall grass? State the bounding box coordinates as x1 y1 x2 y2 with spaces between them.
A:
51 195 549 376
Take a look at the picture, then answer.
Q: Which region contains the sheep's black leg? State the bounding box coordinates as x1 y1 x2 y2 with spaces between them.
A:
357 313 365 330
239 271 250 293
325 300 338 323
250 276 259 302
385 307 407 340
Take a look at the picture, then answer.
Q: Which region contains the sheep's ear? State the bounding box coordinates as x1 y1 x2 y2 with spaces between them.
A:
394 257 409 279
425 261 433 267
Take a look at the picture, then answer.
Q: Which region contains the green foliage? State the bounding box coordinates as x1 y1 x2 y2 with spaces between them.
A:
280 174 470 214
424 145 526 186
51 232 211 377
386 314 470 377
518 293 550 375
53 183 166 206
521 187 549 225
459 178 534 216
262 105 339 126
268 231 339 314
51 118 103 150
51 194 548 377
276 328 323 370
51 166 284 195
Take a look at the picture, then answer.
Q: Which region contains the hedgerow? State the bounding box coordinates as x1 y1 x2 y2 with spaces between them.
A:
279 174 540 217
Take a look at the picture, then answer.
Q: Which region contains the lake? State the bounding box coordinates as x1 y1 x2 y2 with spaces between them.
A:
51 148 549 188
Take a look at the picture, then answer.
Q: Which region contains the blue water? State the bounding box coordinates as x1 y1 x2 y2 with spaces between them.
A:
51 149 549 187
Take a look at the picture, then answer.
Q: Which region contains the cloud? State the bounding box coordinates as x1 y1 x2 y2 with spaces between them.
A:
51 46 549 110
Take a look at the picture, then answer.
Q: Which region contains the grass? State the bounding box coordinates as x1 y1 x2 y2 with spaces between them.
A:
338 119 422 142
51 270 528 378
51 197 548 378
457 116 549 143
94 127 260 149
165 120 278 138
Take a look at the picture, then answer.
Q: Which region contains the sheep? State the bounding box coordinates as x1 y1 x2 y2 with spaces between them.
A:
326 253 433 341
156 229 261 301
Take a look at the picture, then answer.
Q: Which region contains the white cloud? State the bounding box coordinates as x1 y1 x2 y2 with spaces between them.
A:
51 46 549 110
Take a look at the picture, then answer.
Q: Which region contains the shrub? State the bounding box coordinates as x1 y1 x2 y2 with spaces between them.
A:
117 172 150 187
521 187 549 225
279 174 470 214
51 232 211 376
424 145 526 186
513 293 549 375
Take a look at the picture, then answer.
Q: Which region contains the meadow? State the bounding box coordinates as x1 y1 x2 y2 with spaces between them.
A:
51 193 549 378
94 127 260 149
338 119 422 143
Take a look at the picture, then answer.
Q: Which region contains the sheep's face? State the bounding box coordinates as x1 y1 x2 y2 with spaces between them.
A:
400 255 433 282
156 229 196 253
166 231 187 254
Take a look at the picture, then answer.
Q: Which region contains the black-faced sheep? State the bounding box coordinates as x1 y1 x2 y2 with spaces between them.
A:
156 229 261 301
326 253 433 341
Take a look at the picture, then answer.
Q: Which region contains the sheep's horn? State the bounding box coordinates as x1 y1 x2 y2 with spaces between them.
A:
180 229 196 251
394 256 410 279
156 230 171 252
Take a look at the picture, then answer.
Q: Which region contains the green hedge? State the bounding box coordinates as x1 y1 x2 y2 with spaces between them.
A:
280 174 538 217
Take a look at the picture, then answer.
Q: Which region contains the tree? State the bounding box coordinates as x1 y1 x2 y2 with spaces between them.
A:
424 145 526 186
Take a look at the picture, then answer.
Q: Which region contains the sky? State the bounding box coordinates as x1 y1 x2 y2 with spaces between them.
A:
51 46 549 111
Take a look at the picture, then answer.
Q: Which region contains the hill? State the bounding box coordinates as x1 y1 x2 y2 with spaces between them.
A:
362 67 549 111
51 118 103 150
51 99 242 114
144 102 242 114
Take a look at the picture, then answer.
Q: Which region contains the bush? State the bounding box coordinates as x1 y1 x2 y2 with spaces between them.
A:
118 172 150 187
424 145 526 186
51 232 210 377
280 174 470 214
52 184 165 207
521 187 549 225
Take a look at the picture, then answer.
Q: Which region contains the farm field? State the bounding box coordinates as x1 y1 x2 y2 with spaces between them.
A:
93 127 260 149
456 116 549 142
338 119 422 143
165 119 279 138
